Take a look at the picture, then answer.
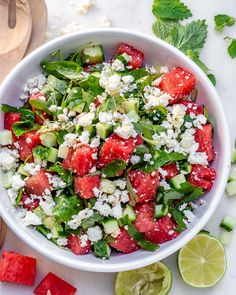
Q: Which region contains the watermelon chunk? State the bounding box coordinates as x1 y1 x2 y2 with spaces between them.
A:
160 67 196 104
128 170 159 203
67 235 91 255
161 163 179 180
145 216 179 244
18 131 41 161
134 202 155 233
195 124 215 162
180 100 204 116
109 228 139 253
113 43 144 69
22 194 40 211
0 251 36 286
30 92 51 125
189 164 216 190
4 112 21 141
25 169 51 196
74 175 101 199
34 272 77 295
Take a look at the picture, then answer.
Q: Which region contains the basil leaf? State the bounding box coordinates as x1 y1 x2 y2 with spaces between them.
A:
81 212 104 230
93 240 110 259
41 61 82 80
12 121 40 136
102 160 126 178
128 224 159 251
53 195 84 222
48 163 73 186
171 208 186 230
133 122 165 139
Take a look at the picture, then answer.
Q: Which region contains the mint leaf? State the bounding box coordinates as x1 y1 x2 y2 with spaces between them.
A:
171 20 208 55
102 160 126 178
228 39 236 58
152 19 176 40
214 14 236 32
152 0 192 21
207 74 216 86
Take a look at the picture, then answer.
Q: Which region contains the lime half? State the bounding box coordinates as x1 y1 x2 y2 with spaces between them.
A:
115 262 172 295
178 233 227 288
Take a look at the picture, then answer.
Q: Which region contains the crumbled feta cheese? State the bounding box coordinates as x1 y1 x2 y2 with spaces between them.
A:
60 22 88 36
159 179 171 190
143 85 171 109
80 234 89 247
23 163 41 175
160 66 169 73
112 59 125 72
93 200 112 216
99 15 112 27
12 174 25 190
144 153 152 162
122 75 134 84
183 210 195 224
188 152 208 165
40 196 55 216
114 179 126 190
77 0 93 14
87 226 103 242
63 133 77 147
178 203 188 211
67 209 94 229
58 114 69 122
0 148 18 171
114 123 137 139
193 114 207 129
77 112 95 127
99 112 113 124
78 130 90 144
90 136 100 148
57 237 68 246
111 203 123 219
7 188 18 205
23 211 42 226
130 155 140 165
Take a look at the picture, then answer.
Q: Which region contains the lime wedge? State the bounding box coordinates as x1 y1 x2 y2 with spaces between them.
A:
115 262 172 295
178 233 227 288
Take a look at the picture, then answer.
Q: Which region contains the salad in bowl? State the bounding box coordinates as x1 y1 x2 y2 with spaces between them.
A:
0 42 216 260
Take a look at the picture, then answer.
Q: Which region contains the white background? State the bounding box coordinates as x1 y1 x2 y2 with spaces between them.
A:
1 0 236 294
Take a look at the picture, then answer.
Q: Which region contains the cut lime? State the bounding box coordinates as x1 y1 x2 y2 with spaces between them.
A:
178 233 226 288
115 262 172 295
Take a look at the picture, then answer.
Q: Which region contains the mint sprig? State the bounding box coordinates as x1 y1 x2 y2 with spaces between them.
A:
214 14 236 32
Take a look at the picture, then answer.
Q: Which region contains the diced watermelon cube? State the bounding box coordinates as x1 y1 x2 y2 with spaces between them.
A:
97 134 138 170
62 144 98 176
145 216 179 244
180 100 204 116
25 169 51 196
4 112 21 141
128 170 159 203
22 194 40 211
30 92 51 125
18 130 41 161
113 43 144 69
74 175 101 199
134 202 155 233
188 164 216 190
34 272 77 295
0 251 36 286
195 124 215 162
160 67 196 104
161 163 179 180
67 235 91 255
109 228 139 253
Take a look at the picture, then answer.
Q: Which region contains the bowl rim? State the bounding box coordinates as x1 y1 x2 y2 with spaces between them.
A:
0 28 231 272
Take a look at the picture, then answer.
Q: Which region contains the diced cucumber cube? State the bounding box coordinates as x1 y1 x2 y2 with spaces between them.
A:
84 125 95 136
40 132 57 147
96 123 112 139
2 170 14 188
229 167 236 181
122 99 138 114
51 223 64 239
58 145 69 159
226 181 236 196
170 174 186 190
220 215 236 232
102 218 119 234
123 205 136 222
33 151 42 165
0 130 13 145
232 148 236 164
81 45 104 65
219 230 232 245
43 216 56 230
17 164 30 176
34 206 47 220
154 204 169 218
100 179 116 194
72 102 85 113
47 147 58 163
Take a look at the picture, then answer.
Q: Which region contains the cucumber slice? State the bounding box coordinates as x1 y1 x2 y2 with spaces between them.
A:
47 147 58 163
93 240 111 259
33 150 42 165
51 223 64 239
123 205 136 222
0 130 13 145
229 167 236 181
43 216 56 230
96 123 113 139
2 170 14 188
232 148 236 164
33 206 46 220
100 179 116 194
226 181 236 196
154 204 169 218
122 99 138 114
40 132 57 147
58 145 69 159
220 215 236 232
81 45 104 65
219 230 232 245
72 102 85 113
17 164 30 176
170 174 186 190
102 218 119 234
84 125 95 136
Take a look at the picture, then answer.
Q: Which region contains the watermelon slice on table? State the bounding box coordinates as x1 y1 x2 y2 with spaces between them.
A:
159 67 196 104
74 175 101 199
34 272 77 295
128 169 159 203
109 228 139 254
67 235 91 255
195 124 215 162
134 202 155 233
62 144 98 176
189 164 216 190
0 251 36 286
113 43 144 69
145 216 179 244
18 130 41 161
25 169 51 196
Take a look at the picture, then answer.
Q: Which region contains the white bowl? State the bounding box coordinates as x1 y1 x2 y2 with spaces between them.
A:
0 28 231 272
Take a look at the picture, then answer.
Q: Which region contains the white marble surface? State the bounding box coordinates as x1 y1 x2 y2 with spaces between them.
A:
1 0 236 294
